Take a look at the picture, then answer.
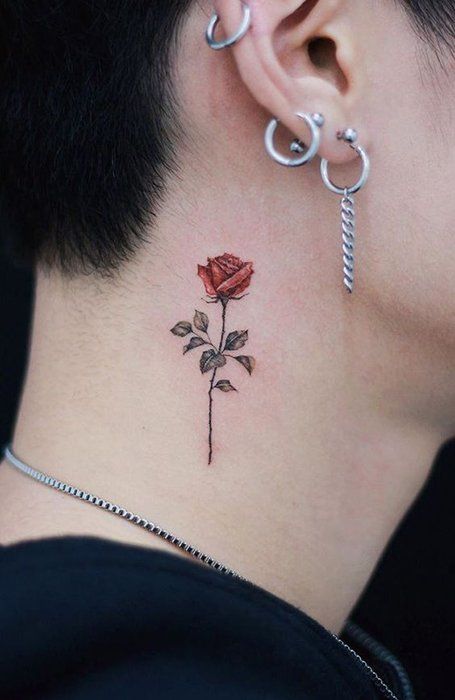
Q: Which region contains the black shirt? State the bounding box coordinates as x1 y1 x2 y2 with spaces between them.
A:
0 536 402 699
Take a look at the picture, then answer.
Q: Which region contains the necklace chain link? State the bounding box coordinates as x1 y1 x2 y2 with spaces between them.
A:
3 446 243 578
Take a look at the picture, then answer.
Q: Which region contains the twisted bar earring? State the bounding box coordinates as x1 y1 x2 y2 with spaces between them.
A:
206 2 251 50
320 129 371 294
264 112 325 167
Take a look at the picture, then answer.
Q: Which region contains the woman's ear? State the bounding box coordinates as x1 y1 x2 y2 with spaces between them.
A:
213 0 369 164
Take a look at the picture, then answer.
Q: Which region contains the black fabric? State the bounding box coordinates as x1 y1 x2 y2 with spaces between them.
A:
0 536 384 699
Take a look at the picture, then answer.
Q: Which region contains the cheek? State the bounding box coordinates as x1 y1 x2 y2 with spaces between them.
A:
361 56 455 344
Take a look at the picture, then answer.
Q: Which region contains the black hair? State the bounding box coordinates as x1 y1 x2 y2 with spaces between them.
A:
400 1 455 52
0 1 192 275
0 1 453 275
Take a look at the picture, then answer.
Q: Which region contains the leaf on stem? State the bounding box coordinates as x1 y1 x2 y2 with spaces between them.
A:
232 355 255 375
170 321 192 337
200 349 227 374
193 310 209 332
215 380 237 392
183 336 206 354
224 330 248 351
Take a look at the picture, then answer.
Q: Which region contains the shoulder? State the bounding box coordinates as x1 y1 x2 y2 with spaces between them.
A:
0 536 379 699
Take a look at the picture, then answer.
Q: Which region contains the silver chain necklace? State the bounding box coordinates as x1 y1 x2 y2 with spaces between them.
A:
3 444 410 700
3 446 242 578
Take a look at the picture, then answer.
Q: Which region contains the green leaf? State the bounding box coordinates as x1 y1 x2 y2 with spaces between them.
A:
170 321 192 337
194 310 209 332
224 330 248 351
232 355 255 375
200 349 227 374
183 336 206 354
215 380 237 392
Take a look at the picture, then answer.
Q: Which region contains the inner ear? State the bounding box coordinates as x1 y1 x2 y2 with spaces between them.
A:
308 37 348 92
276 30 348 95
274 0 349 95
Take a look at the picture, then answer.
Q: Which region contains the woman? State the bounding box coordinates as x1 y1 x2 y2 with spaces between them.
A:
0 1 453 697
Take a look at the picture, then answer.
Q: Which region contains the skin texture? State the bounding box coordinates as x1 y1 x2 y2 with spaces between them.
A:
0 0 454 634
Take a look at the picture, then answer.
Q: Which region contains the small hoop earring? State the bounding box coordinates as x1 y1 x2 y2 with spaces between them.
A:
320 129 371 294
206 2 251 50
264 112 325 167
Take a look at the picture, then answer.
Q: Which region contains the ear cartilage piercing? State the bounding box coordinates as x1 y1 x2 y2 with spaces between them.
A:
206 1 251 50
320 129 371 294
265 112 325 167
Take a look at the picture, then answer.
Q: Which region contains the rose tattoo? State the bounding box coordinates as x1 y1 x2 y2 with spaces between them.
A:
197 254 254 299
171 253 255 465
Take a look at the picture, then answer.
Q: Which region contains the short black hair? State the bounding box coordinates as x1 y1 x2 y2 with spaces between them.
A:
0 1 453 275
0 1 192 275
400 0 455 52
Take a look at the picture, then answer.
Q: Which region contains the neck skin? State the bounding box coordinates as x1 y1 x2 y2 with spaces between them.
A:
0 37 452 633
0 195 448 634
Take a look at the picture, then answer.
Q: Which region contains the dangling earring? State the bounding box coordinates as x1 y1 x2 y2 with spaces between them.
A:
264 112 325 167
206 1 251 50
320 129 371 294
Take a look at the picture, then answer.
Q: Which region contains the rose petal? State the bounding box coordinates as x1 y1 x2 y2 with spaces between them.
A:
215 253 242 275
232 273 254 296
197 265 217 296
208 258 229 290
216 262 254 296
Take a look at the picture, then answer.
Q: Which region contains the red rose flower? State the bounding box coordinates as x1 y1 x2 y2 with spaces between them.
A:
198 253 254 299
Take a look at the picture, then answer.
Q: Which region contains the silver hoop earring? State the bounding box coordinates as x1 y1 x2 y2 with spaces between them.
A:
264 112 325 167
206 2 251 50
320 129 371 294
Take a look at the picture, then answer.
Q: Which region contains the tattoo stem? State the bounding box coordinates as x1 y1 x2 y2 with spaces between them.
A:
201 329 216 348
208 299 228 465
